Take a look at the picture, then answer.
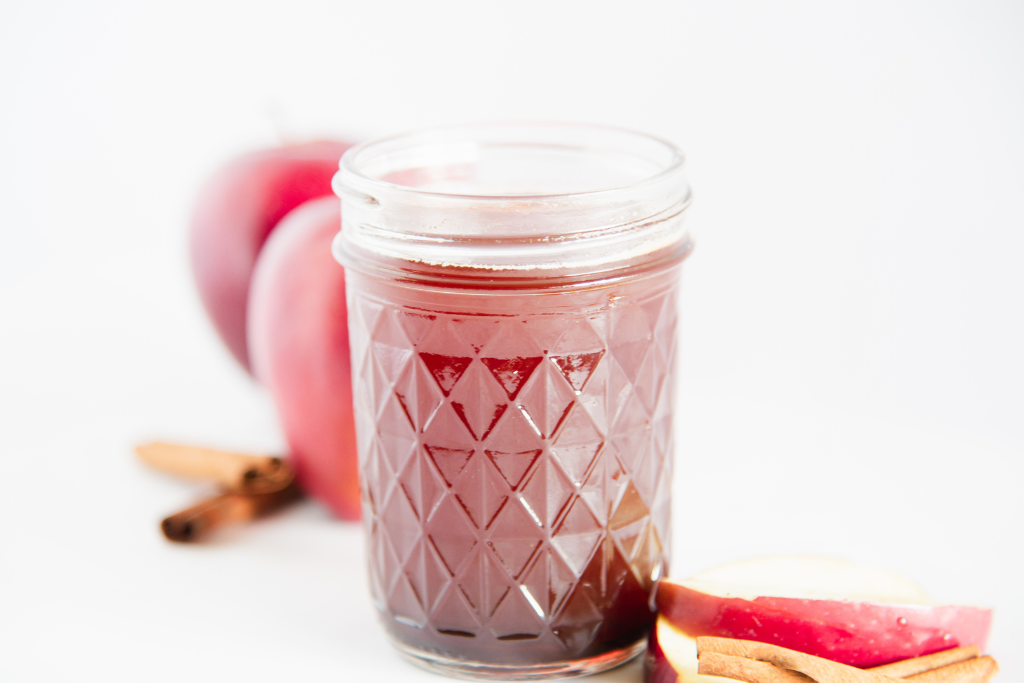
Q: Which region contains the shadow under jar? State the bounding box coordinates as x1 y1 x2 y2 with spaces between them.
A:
333 123 692 680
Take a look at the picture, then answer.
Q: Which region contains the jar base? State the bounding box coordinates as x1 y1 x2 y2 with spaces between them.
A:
392 638 647 681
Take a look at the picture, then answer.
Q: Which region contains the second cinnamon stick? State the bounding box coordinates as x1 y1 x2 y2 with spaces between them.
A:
161 480 303 542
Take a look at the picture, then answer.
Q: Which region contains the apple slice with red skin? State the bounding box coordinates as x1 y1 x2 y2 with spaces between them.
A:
645 614 684 683
247 195 359 520
648 557 992 683
190 140 352 373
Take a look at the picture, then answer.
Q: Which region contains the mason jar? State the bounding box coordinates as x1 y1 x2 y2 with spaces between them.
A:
333 123 692 680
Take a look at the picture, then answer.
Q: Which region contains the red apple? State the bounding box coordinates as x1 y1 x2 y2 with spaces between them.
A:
247 195 359 520
649 557 992 682
190 140 352 373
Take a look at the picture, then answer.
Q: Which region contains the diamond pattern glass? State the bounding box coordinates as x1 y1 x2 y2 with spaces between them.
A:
348 281 679 668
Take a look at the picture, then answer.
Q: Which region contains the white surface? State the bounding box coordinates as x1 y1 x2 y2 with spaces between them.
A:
1 1 1022 681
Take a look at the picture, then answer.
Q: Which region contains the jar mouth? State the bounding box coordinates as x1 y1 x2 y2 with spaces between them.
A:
333 122 692 284
335 122 686 204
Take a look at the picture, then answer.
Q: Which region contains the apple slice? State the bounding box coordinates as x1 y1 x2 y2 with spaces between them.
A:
648 557 992 683
646 614 689 683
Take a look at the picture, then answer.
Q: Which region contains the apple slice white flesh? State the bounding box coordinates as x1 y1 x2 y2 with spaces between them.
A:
647 557 992 683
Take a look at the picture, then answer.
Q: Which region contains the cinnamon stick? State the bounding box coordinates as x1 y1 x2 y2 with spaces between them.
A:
697 637 999 683
698 652 816 683
904 657 998 683
869 647 980 678
136 441 293 494
697 637 897 683
161 480 303 542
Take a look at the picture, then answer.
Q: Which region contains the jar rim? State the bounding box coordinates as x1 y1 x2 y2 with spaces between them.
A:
335 121 686 205
333 122 692 284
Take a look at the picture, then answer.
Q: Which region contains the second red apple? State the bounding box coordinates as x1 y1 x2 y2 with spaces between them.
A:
247 196 360 520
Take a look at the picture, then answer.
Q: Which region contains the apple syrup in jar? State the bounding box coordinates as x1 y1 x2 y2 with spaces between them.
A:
334 123 692 680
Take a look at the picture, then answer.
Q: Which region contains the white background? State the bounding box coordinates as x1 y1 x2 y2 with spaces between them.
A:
1 1 1022 681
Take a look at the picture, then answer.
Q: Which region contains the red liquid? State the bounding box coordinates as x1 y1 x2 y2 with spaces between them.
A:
348 267 679 668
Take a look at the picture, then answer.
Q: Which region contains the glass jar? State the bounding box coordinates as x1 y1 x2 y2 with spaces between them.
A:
333 123 692 680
